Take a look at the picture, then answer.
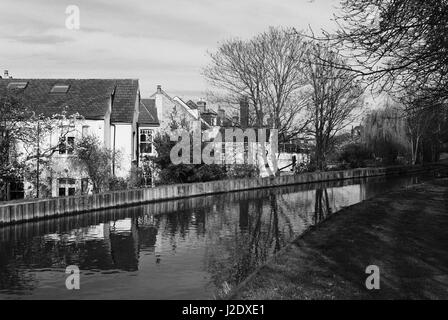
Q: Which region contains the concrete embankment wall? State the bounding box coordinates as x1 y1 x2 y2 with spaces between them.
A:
0 164 443 226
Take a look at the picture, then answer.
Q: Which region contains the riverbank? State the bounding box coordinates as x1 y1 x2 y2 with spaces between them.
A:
230 178 448 299
1 163 444 226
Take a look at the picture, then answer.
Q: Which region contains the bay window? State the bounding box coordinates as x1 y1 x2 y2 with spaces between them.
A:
139 129 153 155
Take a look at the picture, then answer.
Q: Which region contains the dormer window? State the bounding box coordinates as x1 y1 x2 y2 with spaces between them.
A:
50 84 70 93
7 82 28 90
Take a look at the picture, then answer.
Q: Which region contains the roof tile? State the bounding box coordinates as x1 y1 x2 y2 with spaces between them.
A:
139 99 159 125
0 79 139 122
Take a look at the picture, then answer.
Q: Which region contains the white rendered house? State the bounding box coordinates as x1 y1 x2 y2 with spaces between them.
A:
0 78 159 198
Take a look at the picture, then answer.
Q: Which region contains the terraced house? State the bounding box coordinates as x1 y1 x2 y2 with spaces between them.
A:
0 78 159 199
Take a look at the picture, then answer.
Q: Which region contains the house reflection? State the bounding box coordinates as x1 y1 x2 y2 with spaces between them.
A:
0 173 429 298
0 181 369 293
108 219 139 271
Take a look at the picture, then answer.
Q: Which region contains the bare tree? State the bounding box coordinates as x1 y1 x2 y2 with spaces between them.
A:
400 95 434 164
361 94 446 165
399 92 447 164
204 27 310 142
1 93 80 199
304 43 363 170
204 37 265 126
328 0 448 99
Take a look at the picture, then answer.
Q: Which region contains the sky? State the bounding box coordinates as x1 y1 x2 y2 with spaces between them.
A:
0 0 340 99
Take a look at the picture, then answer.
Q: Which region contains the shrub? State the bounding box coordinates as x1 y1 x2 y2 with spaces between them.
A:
157 164 227 185
71 135 118 193
192 164 227 182
127 163 147 188
294 162 317 174
226 164 259 179
109 176 128 191
338 143 372 168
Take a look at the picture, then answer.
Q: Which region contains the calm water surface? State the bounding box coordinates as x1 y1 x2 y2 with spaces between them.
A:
0 173 435 299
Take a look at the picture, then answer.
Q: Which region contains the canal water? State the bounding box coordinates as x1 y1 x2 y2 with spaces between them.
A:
0 173 435 299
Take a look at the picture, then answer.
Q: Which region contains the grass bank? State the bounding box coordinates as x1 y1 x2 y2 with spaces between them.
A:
230 178 448 299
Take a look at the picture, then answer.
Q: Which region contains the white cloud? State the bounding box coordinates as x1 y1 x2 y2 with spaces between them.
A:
0 0 339 96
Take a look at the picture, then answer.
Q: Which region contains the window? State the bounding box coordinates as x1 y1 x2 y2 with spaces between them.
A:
81 178 89 195
50 84 70 93
7 82 28 90
58 178 76 197
139 129 153 154
59 136 75 155
67 137 74 154
82 125 89 137
0 127 7 142
58 138 66 154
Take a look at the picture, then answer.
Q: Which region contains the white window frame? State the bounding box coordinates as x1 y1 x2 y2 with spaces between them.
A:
139 128 154 155
58 136 75 155
58 178 76 197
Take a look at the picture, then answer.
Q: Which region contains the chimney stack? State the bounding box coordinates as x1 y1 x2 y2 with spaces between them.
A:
155 85 163 124
232 115 239 126
240 96 249 128
197 100 206 113
218 108 225 125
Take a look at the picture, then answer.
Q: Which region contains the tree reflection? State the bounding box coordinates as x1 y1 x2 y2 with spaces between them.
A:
205 192 291 294
269 193 281 253
314 188 332 225
0 172 430 298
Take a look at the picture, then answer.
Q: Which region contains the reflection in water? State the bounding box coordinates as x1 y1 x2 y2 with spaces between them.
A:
0 173 436 299
314 188 332 224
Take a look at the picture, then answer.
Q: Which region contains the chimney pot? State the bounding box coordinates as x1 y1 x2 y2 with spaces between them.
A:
4 70 9 78
157 85 162 93
240 97 249 128
218 108 225 125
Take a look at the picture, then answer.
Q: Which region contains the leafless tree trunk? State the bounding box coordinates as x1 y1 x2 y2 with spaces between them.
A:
304 43 363 170
322 0 448 100
401 93 443 164
204 27 310 141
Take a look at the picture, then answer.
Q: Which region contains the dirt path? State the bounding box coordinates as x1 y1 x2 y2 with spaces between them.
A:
232 179 448 299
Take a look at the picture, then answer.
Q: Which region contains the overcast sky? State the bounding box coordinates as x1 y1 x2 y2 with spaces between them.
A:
0 0 339 99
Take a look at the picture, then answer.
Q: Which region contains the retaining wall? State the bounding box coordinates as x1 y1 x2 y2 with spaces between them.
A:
0 163 443 226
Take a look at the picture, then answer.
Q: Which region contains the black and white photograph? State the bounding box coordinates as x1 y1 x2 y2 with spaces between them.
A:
0 0 448 310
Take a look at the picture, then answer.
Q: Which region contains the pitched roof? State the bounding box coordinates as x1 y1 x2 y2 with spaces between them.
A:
173 97 211 129
110 79 139 123
139 99 159 125
0 79 139 122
